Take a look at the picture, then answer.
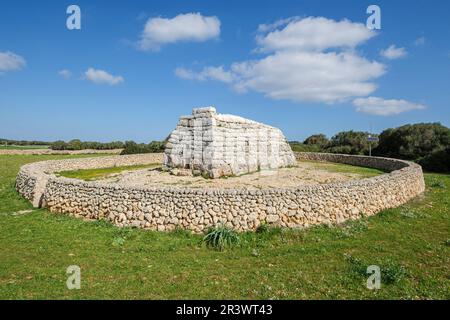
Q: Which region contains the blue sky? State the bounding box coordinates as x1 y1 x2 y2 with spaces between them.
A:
0 0 449 142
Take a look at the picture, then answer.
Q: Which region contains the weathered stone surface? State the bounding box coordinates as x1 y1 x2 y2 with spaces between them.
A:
164 107 296 178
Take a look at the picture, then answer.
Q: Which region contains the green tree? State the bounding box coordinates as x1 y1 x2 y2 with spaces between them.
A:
374 123 450 160
67 139 82 150
325 131 377 155
50 140 68 150
303 134 329 148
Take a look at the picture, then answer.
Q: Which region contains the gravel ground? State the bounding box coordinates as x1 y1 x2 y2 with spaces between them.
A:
98 161 368 189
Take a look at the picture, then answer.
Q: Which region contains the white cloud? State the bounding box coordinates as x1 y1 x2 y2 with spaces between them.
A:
175 66 234 83
0 51 26 72
58 69 72 79
414 36 426 46
176 16 385 103
84 68 124 86
138 13 220 51
256 17 375 53
380 45 407 59
257 17 299 33
353 97 426 116
230 51 384 103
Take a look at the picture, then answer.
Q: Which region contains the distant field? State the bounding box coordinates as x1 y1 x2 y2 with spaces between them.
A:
0 145 49 150
0 154 448 299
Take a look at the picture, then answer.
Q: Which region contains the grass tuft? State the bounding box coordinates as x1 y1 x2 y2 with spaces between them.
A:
430 179 446 189
345 254 407 285
203 224 240 251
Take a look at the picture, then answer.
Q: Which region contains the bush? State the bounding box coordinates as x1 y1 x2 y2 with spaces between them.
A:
303 134 329 148
0 139 51 146
325 131 376 155
50 139 125 150
49 140 67 150
120 140 165 155
344 254 406 284
418 147 450 173
374 123 450 160
289 141 322 152
203 225 239 251
382 261 407 284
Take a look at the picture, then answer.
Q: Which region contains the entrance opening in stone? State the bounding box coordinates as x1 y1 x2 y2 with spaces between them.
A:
163 107 296 178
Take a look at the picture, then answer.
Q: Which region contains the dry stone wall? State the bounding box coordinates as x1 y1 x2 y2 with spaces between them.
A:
15 153 163 207
16 152 425 233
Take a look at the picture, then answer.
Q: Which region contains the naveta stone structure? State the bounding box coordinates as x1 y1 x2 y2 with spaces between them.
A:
163 107 296 178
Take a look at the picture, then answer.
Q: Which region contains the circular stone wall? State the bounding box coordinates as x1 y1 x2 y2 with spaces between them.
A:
15 152 425 233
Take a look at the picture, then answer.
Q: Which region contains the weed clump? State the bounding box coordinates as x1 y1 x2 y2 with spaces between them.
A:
203 224 239 251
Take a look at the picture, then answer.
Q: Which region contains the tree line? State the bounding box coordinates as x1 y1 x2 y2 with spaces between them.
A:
49 139 166 154
290 122 450 173
0 139 51 146
3 122 448 172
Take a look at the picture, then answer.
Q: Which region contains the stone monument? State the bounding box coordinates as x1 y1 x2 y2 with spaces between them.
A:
164 107 296 178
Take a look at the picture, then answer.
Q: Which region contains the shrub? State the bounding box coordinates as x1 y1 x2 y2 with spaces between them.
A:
120 140 165 155
303 134 329 148
325 131 376 155
0 138 51 146
50 140 68 150
429 178 447 189
374 123 450 160
382 261 407 284
50 139 125 150
344 254 406 284
256 223 270 234
67 139 82 150
344 254 367 277
289 141 322 152
418 147 450 173
256 224 282 237
203 225 239 251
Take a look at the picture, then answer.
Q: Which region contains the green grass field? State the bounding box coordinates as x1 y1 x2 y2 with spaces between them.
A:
58 164 160 181
0 154 448 299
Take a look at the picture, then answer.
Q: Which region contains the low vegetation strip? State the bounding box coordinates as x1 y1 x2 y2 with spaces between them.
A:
58 164 160 181
15 152 425 233
302 161 384 178
0 148 123 155
0 154 448 299
0 145 49 150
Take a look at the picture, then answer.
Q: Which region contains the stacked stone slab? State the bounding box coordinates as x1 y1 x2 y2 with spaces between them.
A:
164 107 296 178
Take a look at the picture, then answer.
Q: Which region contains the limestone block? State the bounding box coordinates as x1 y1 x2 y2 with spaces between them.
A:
164 106 296 178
